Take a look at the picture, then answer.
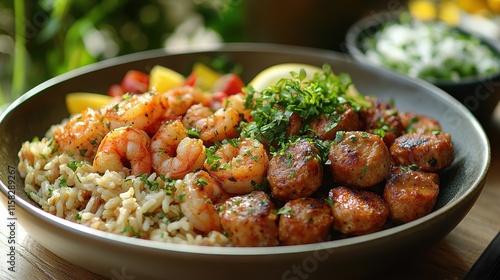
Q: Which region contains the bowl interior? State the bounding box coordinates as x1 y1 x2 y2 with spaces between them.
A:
0 43 490 279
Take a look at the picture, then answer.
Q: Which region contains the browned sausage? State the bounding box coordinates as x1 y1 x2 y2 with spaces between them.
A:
278 198 334 245
309 104 362 140
328 131 391 188
328 186 389 236
383 166 440 224
399 112 441 134
359 96 404 147
219 191 279 247
390 132 454 172
268 139 323 201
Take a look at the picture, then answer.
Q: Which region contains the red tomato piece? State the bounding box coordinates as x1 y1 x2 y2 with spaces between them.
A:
213 73 245 96
184 72 197 87
120 70 149 94
213 91 228 103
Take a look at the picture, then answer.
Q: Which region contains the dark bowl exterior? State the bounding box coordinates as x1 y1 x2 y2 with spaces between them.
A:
0 43 490 280
345 12 500 125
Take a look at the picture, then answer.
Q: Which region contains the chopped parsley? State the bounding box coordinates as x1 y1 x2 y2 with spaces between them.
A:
58 177 68 187
196 178 208 186
67 160 84 172
123 226 141 238
139 174 160 191
277 206 293 215
242 64 370 154
186 127 200 138
325 198 334 206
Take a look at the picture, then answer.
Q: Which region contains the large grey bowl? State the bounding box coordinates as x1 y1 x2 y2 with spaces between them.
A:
0 43 490 280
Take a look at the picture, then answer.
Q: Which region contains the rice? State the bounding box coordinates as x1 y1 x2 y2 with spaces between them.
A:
17 137 230 246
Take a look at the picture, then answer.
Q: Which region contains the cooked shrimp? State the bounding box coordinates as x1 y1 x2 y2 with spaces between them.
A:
101 91 163 130
205 137 269 194
222 93 253 122
267 139 323 201
53 108 111 161
278 198 333 245
328 186 389 236
93 126 152 175
161 85 213 118
193 107 241 145
182 104 213 129
383 166 440 224
390 132 454 172
328 131 391 188
219 191 279 247
150 120 206 179
176 171 229 233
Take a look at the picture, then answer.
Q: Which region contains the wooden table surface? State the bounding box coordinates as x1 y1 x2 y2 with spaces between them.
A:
2 107 500 280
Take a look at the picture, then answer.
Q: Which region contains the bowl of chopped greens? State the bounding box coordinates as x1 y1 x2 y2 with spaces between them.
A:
345 12 500 124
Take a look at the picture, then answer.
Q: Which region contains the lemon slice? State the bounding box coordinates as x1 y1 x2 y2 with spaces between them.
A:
66 92 113 115
149 65 185 94
249 63 323 91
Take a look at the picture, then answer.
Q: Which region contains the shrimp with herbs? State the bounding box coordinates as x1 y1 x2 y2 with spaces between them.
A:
190 107 241 145
176 170 229 233
221 92 253 122
161 85 213 118
93 126 152 175
150 120 206 179
101 91 163 130
205 137 269 195
53 108 111 161
182 104 214 129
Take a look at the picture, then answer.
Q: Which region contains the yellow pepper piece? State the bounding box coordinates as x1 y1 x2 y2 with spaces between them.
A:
65 92 113 115
148 65 185 94
192 63 221 91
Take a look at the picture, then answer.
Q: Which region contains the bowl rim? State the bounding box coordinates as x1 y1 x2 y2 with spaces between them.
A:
344 11 500 86
0 42 491 256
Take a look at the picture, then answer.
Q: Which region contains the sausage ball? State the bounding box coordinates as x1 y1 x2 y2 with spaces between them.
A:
359 96 404 147
399 112 441 134
328 186 390 236
219 191 279 247
390 132 454 172
278 198 334 245
328 131 391 188
383 167 440 224
268 139 323 201
309 104 362 141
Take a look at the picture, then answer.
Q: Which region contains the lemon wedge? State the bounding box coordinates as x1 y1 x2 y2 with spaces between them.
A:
248 63 323 91
65 92 113 115
149 65 185 94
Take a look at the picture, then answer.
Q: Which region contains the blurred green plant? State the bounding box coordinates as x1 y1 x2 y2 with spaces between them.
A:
0 0 244 108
